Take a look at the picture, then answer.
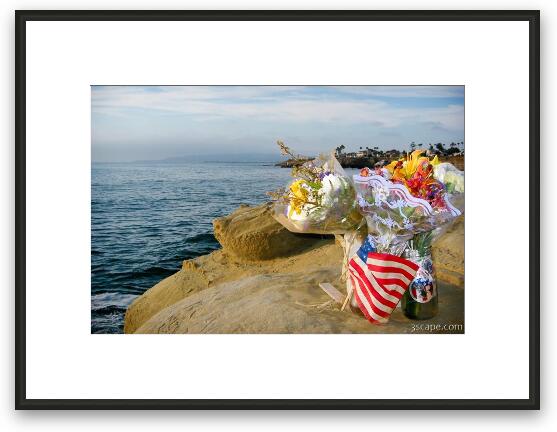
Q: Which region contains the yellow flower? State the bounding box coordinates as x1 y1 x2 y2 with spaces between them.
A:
388 166 402 181
290 179 309 200
288 198 304 216
386 151 439 180
288 180 310 216
385 159 402 174
404 150 425 177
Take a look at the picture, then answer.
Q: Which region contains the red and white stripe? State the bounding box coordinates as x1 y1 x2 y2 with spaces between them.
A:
348 252 419 324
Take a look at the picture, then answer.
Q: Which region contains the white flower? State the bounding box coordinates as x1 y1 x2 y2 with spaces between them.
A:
434 163 464 193
287 203 316 222
444 171 465 193
319 174 347 207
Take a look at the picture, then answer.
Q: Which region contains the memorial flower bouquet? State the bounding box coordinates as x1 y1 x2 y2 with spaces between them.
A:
270 141 363 235
354 150 463 254
352 150 464 320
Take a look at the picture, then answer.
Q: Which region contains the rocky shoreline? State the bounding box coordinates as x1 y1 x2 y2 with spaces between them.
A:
276 155 465 170
275 156 372 169
124 203 464 334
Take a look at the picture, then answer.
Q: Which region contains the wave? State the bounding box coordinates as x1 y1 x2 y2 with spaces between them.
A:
188 232 218 243
91 292 138 311
130 266 176 278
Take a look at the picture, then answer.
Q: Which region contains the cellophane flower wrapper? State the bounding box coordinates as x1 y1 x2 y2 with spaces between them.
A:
353 162 464 256
272 153 363 235
434 162 465 194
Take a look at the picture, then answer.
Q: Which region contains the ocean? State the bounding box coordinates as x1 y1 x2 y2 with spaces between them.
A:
91 161 294 334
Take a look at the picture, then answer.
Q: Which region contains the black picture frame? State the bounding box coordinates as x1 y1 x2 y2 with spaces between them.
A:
15 9 540 410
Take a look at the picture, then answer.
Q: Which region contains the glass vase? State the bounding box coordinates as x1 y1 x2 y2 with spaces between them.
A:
401 246 438 320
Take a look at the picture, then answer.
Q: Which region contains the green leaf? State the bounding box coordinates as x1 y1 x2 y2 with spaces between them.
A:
307 181 322 190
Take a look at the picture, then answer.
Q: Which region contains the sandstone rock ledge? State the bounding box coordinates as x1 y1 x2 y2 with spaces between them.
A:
124 204 464 334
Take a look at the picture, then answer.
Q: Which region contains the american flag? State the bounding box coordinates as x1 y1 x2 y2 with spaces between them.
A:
348 237 420 324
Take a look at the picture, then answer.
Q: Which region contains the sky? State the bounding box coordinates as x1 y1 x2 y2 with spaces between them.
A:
91 85 464 162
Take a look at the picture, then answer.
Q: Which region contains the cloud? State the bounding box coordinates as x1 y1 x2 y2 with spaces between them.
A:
92 85 464 131
331 85 464 99
91 86 464 161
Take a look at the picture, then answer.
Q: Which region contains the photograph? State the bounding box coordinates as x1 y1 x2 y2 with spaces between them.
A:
91 85 465 335
15 8 539 411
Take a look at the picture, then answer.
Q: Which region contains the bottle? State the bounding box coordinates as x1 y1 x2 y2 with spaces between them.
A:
401 246 438 320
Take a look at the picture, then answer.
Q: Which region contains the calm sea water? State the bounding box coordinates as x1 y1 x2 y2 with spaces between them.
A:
91 161 294 334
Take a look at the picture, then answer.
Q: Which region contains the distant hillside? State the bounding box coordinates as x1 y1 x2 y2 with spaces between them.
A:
133 153 280 164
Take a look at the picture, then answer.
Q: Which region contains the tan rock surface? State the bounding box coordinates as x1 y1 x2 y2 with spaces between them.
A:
433 215 464 286
212 203 322 261
124 237 336 334
125 203 465 334
135 271 463 334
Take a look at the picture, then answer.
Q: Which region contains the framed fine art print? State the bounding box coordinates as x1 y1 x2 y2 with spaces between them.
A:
15 10 540 409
